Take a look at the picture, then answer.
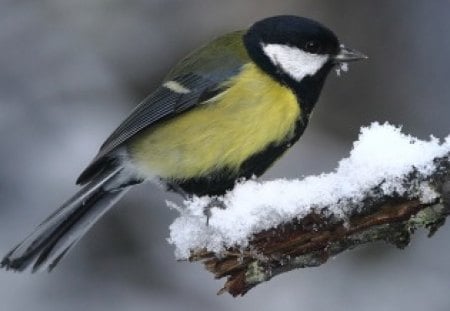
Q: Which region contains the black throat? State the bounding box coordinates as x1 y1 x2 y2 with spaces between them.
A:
243 32 335 116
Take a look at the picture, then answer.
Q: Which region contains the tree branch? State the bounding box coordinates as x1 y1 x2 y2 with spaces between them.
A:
189 155 450 296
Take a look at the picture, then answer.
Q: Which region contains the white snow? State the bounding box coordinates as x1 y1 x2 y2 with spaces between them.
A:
168 123 450 259
335 62 349 76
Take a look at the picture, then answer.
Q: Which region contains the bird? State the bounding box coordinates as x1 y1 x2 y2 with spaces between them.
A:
1 15 367 272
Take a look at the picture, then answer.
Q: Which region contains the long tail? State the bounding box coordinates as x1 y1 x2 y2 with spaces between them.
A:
1 166 132 272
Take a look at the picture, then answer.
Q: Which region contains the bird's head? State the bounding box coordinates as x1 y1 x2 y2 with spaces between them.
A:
244 15 367 110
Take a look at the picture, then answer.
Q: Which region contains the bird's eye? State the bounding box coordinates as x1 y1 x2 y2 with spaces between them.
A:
305 41 321 54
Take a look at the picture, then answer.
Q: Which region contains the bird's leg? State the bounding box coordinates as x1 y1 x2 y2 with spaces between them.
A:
166 182 190 199
204 197 226 226
166 182 226 225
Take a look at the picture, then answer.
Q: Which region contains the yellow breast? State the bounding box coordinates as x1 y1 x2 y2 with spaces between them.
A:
129 63 301 179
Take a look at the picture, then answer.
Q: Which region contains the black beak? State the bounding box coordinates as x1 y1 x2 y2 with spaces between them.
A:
334 46 368 63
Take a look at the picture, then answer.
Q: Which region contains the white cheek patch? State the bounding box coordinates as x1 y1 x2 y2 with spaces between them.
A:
262 43 329 81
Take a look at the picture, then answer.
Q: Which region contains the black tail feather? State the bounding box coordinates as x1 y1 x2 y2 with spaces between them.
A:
1 167 130 272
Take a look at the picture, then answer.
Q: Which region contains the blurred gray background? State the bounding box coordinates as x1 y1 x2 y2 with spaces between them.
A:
1 1 449 310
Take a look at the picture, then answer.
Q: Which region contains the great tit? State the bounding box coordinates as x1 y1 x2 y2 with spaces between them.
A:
1 15 366 272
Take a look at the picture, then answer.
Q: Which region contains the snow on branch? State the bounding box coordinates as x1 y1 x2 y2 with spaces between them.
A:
168 123 450 296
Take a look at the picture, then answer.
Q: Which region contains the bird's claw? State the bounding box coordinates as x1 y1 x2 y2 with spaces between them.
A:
204 198 226 226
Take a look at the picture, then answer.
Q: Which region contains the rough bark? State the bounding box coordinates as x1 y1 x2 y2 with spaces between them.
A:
189 154 450 296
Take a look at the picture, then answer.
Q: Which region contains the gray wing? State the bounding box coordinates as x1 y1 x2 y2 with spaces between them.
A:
76 73 222 184
98 73 216 158
76 31 250 185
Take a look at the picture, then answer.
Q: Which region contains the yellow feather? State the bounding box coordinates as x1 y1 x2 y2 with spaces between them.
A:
129 63 301 179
